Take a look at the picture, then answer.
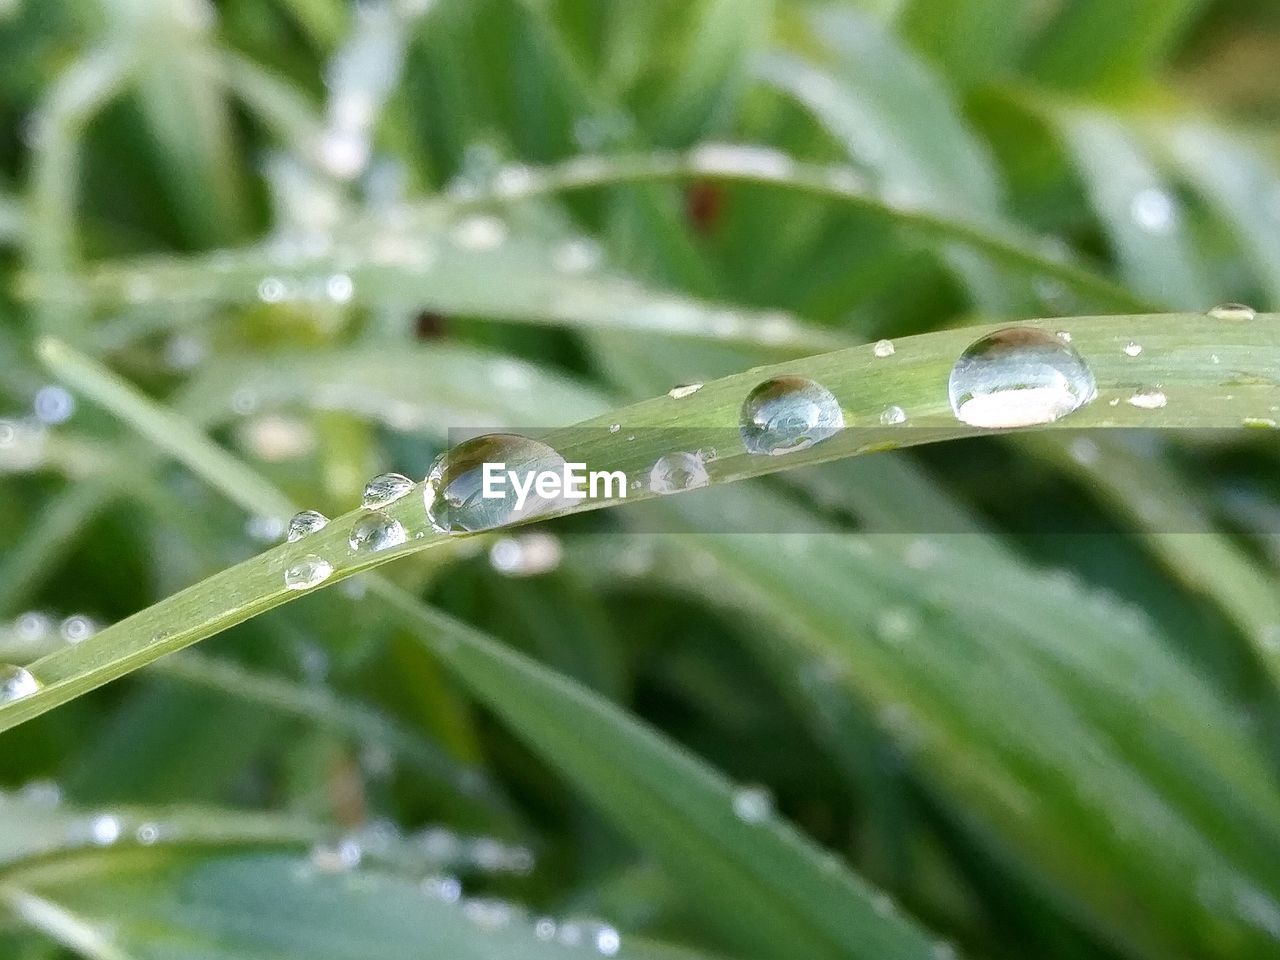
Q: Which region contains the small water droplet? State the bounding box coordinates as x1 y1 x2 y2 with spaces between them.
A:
1208 302 1256 321
90 814 122 846
287 509 330 542
948 327 1097 429
1123 341 1143 357
326 273 354 304
668 383 703 400
451 214 507 251
488 533 562 577
608 423 621 434
0 665 41 704
361 472 414 509
1055 330 1072 343
648 452 710 495
136 823 160 844
284 555 334 590
552 237 603 274
880 405 907 426
740 376 844 455
1127 388 1167 410
33 385 75 425
348 512 407 553
59 615 96 644
732 785 773 823
595 926 622 956
1130 188 1176 234
424 434 567 533
873 339 895 358
258 277 287 303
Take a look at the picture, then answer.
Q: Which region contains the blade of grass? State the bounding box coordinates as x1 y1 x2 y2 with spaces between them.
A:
9 313 1280 732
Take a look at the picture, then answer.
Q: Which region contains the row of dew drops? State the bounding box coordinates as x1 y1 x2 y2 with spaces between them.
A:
4 305 1272 703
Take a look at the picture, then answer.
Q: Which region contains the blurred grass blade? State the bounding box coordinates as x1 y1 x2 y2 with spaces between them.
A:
1056 108 1216 307
1159 120 1280 305
1026 0 1208 91
652 484 1280 959
376 586 945 960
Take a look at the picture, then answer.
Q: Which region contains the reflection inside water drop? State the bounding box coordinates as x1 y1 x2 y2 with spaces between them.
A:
648 452 710 495
948 327 1097 429
285 555 334 590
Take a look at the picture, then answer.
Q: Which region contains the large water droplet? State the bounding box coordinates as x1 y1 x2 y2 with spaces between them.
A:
349 512 407 552
648 452 710 495
424 434 567 533
285 555 334 591
287 509 329 542
0 664 40 704
740 377 844 456
361 472 414 509
948 327 1097 429
1208 302 1256 321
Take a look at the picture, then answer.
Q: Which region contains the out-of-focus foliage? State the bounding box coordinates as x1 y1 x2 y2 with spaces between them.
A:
1 2 1279 960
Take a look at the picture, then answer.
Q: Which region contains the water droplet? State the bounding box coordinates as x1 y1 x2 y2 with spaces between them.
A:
732 785 773 823
648 452 710 495
489 533 562 577
287 509 330 542
59 615 96 644
326 273 354 303
284 555 334 590
424 434 566 533
535 918 557 941
136 822 161 845
668 382 703 400
0 665 40 704
608 423 621 434
1055 330 1072 343
1208 302 1256 321
33 385 75 425
1127 388 1167 410
880 405 907 426
1123 341 1143 357
451 214 507 251
1130 188 1176 234
948 327 1097 429
90 814 122 845
552 237 603 274
873 339 895 358
258 277 287 303
348 512 407 553
595 926 622 956
361 472 414 509
740 377 844 456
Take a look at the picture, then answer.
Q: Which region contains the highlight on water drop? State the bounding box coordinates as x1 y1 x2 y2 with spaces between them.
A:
948 327 1097 429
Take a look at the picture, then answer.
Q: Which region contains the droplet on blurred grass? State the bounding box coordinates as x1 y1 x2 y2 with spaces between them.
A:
287 510 330 543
